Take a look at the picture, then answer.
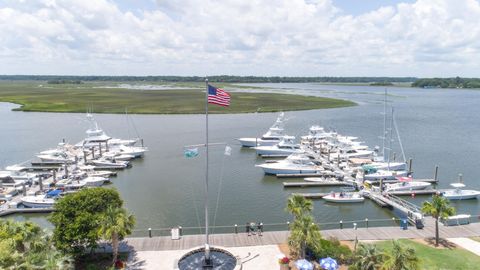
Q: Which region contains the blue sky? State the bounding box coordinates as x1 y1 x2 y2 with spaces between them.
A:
333 0 416 15
0 0 479 77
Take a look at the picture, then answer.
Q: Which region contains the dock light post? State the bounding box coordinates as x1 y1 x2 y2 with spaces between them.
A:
340 220 343 229
148 228 152 238
392 217 396 225
365 218 369 229
286 221 290 230
234 224 238 234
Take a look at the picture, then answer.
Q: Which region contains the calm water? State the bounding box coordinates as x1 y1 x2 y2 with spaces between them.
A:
2 83 480 234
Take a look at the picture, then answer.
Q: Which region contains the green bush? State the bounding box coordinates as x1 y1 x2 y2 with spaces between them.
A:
313 237 353 264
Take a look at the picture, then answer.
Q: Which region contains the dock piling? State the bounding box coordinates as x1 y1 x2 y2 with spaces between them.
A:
22 182 27 196
340 220 343 229
393 152 396 161
39 176 43 191
365 218 369 229
234 224 238 234
458 173 463 183
148 228 152 238
408 158 413 175
434 165 439 182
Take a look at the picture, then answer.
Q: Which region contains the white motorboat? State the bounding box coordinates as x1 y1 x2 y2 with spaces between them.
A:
78 165 113 178
83 176 108 187
21 189 62 208
0 187 17 200
103 152 136 161
301 126 335 142
363 170 408 181
3 165 38 181
323 192 364 203
37 149 75 163
238 113 288 147
76 113 140 148
442 183 480 200
332 147 374 160
114 145 147 158
55 178 87 190
385 181 431 192
254 136 302 156
91 158 129 168
255 154 322 175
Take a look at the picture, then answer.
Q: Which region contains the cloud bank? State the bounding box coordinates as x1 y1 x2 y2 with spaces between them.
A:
0 0 479 76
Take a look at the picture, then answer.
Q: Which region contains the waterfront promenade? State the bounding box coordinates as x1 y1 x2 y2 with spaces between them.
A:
123 217 480 252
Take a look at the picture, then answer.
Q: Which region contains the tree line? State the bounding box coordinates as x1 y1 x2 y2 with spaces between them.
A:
411 77 480 88
0 75 416 83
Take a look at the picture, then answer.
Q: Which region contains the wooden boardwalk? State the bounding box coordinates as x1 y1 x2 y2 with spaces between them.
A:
123 217 480 251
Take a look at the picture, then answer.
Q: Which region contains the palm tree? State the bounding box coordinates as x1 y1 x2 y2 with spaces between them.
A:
288 214 322 258
421 195 455 246
382 240 419 270
285 194 313 219
97 206 136 264
352 243 383 270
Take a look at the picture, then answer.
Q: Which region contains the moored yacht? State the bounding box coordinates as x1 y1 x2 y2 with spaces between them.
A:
384 181 431 192
363 170 408 181
21 189 62 208
323 192 365 203
238 113 288 147
255 154 322 175
254 136 302 156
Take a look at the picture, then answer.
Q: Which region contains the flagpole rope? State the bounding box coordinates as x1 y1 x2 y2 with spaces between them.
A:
212 147 228 233
190 174 203 234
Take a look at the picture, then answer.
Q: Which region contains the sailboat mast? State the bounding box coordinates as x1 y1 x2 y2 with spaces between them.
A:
204 78 210 251
382 88 387 160
388 107 394 168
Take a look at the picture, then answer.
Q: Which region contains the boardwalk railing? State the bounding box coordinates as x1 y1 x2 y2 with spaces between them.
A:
130 217 413 238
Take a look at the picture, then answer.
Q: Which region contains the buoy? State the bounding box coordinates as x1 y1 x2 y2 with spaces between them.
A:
411 193 415 198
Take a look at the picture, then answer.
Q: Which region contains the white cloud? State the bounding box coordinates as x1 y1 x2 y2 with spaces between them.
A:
0 0 479 76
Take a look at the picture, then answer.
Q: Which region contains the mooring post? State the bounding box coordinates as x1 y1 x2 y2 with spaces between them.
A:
91 147 95 159
141 139 144 147
434 165 439 182
148 228 152 238
98 142 102 156
179 226 182 236
52 170 56 182
39 176 43 191
286 221 290 230
392 217 396 225
234 224 238 234
64 162 68 178
459 173 463 183
83 151 87 163
340 220 343 229
365 218 369 229
393 152 396 161
22 182 27 196
408 158 413 175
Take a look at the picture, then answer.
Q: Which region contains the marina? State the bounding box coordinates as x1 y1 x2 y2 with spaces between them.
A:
1 83 480 233
0 113 147 215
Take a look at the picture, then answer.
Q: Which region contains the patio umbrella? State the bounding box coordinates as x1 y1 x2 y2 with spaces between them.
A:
295 259 313 270
319 257 338 270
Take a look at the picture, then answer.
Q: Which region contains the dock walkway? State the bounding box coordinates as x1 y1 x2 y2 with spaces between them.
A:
123 218 480 251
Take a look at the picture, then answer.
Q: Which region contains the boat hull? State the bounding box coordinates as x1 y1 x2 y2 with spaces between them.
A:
237 138 280 148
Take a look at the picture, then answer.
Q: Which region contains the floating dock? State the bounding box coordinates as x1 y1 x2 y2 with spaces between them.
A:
295 193 328 199
386 189 445 196
283 181 351 188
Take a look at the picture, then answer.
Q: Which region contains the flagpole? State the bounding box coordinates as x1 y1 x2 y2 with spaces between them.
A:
204 78 210 261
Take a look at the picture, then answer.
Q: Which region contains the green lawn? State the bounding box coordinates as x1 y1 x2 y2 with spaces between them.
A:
0 81 355 114
375 239 480 270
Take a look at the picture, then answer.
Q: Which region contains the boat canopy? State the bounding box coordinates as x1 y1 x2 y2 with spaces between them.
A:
450 183 466 188
362 165 377 174
46 189 62 197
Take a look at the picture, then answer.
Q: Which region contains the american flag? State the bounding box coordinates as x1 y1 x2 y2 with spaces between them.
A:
208 84 230 107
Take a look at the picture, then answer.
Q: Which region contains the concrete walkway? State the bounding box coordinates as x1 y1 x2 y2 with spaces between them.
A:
127 245 283 270
448 238 480 256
